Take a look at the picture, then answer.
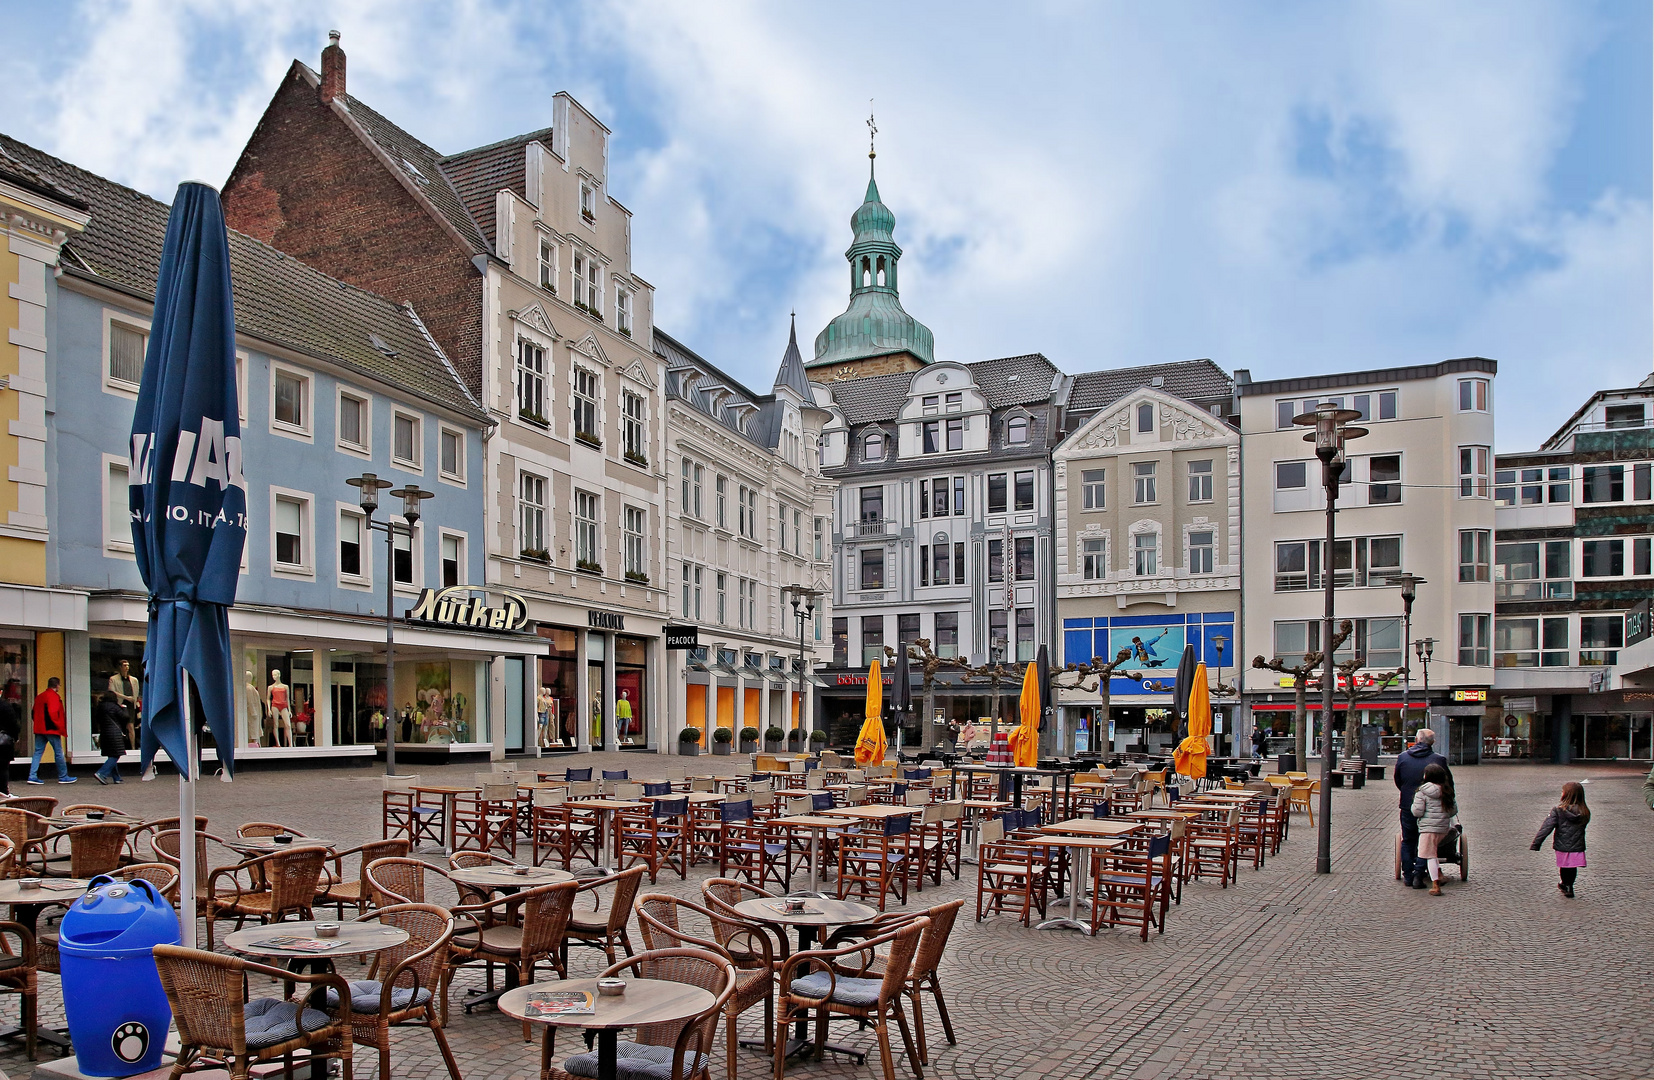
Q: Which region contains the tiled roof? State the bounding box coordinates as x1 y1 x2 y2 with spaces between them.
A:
773 317 813 400
654 329 775 450
824 370 914 425
441 129 551 250
1068 359 1233 412
326 82 492 257
970 353 1060 409
0 133 486 423
0 140 88 211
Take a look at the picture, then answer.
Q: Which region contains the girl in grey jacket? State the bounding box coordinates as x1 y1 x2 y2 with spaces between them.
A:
1410 763 1457 895
1531 781 1590 898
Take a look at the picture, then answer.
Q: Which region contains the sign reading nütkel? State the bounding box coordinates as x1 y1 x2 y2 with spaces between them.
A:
405 586 531 633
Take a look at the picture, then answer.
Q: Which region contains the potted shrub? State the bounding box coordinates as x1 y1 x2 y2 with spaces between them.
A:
809 729 827 749
678 727 702 756
739 726 760 751
764 725 785 752
576 560 602 575
575 430 602 449
786 728 804 749
712 726 733 755
624 570 650 585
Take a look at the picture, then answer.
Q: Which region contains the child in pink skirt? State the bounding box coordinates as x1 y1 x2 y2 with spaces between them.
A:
1531 781 1590 898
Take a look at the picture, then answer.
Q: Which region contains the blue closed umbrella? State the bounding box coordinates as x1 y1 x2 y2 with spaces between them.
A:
129 182 245 943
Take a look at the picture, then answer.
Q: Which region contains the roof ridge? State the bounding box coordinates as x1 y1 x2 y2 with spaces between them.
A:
442 126 557 163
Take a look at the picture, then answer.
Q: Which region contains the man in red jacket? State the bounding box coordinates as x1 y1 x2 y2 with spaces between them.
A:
28 677 75 785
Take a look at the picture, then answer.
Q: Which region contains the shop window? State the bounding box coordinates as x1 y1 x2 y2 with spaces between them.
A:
615 636 647 746
440 533 463 588
1082 469 1105 510
538 627 580 749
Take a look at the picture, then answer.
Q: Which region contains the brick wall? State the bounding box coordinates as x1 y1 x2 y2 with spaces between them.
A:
222 66 484 392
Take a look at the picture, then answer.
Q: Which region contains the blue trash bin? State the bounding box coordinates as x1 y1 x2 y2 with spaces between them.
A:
59 876 180 1076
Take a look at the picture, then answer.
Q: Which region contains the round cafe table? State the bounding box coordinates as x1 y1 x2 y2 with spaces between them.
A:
500 978 715 1080
0 877 87 1052
449 864 574 892
733 896 877 1064
222 836 335 855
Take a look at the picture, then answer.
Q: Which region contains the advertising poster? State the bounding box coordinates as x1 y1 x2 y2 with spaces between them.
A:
1108 624 1185 670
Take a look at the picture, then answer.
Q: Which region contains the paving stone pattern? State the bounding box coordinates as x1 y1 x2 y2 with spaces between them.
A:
10 756 1651 1080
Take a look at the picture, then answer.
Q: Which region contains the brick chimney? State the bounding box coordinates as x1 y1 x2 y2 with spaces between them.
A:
319 31 346 104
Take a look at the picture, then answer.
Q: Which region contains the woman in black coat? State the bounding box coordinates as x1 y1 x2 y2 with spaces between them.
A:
95 691 128 785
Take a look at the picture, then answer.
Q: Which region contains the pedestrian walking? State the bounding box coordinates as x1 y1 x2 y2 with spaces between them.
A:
94 690 129 785
1530 781 1590 898
28 676 75 785
1410 762 1457 896
0 680 22 795
1394 728 1450 888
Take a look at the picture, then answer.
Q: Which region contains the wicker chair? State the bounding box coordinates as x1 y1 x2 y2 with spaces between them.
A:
451 880 578 1036
203 845 327 950
0 912 36 1060
774 919 927 1080
319 839 410 919
32 822 129 879
538 948 735 1080
5 797 56 823
153 944 354 1080
130 815 209 863
363 856 460 908
446 851 517 905
561 866 643 967
38 863 178 977
825 899 963 1066
700 878 791 971
0 808 50 876
57 804 120 818
636 893 776 1080
330 904 461 1080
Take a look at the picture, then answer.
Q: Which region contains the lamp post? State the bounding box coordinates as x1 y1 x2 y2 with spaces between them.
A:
1386 573 1427 737
1293 402 1366 875
989 637 1007 739
786 587 821 744
1415 637 1436 734
347 473 433 777
1212 634 1227 754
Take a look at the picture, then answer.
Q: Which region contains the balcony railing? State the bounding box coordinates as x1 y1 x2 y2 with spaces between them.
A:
855 519 891 537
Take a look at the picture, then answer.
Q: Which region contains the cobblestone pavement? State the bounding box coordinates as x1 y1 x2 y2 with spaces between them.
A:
7 754 1651 1080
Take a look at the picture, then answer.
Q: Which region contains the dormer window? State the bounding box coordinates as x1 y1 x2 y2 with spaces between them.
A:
1006 416 1030 445
1137 403 1154 433
864 431 886 461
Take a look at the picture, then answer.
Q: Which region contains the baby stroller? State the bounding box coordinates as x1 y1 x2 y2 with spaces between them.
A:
1394 823 1469 882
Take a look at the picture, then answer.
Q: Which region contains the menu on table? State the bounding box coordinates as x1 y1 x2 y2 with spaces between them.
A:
259 935 351 952
524 990 595 1016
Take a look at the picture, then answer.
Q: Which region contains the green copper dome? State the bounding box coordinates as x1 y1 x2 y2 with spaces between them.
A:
812 163 934 369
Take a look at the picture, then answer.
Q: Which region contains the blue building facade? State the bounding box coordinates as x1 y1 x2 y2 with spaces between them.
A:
6 133 543 766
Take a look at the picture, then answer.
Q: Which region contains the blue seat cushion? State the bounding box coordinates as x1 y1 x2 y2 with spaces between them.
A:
562 1039 708 1080
243 998 332 1049
323 980 433 1014
790 972 883 1008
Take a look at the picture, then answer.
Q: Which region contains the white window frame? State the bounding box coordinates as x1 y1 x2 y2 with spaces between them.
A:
102 454 135 558
391 521 421 593
102 309 150 399
1081 537 1107 580
235 351 249 421
1132 461 1158 506
615 287 632 335
1458 377 1490 413
1187 459 1213 503
574 489 601 569
621 390 646 464
438 425 466 486
537 235 558 295
1133 530 1159 576
573 367 601 444
579 179 596 224
519 471 548 558
623 505 646 578
516 338 549 427
715 474 728 528
269 487 315 579
337 503 370 589
270 363 314 442
438 528 467 589
1081 469 1106 511
1187 528 1216 575
392 410 423 471
336 386 371 457
716 572 727 625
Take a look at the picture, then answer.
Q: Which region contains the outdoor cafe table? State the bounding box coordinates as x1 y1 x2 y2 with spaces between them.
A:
500 977 716 1080
1034 835 1126 935
449 864 574 893
413 784 475 853
569 799 646 871
226 919 411 1080
733 896 878 1064
1039 819 1142 838
949 764 1078 815
957 799 1010 863
0 877 86 1052
816 804 916 821
770 814 846 895
44 811 142 828
222 835 336 856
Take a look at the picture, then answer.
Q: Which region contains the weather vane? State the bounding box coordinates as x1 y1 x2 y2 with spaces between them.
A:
867 101 877 160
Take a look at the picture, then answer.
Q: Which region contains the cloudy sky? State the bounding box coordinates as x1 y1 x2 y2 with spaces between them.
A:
6 1 1649 448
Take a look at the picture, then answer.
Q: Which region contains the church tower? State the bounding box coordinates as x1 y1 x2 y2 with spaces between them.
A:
809 122 935 380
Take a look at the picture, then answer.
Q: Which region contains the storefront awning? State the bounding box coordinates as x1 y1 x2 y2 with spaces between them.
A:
704 661 742 679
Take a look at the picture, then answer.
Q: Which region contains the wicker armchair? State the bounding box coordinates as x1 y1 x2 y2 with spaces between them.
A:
636 893 776 1080
447 851 517 906
203 846 327 950
774 919 927 1080
330 904 461 1080
561 866 643 967
364 856 456 907
0 808 49 876
31 822 129 879
319 839 409 919
450 879 578 1035
538 948 735 1080
152 944 354 1080
700 878 791 970
0 863 35 1060
824 899 963 1066
129 815 209 864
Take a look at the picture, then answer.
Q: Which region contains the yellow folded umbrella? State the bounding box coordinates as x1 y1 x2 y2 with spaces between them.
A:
1173 662 1212 779
1008 662 1040 768
855 658 888 766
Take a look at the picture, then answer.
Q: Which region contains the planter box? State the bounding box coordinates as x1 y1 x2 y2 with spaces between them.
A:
679 743 701 756
764 740 783 753
712 742 731 756
739 740 758 754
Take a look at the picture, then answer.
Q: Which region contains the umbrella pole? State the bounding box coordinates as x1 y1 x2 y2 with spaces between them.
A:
179 670 198 950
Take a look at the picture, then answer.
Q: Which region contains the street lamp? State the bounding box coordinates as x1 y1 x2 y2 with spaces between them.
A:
1386 573 1427 738
786 587 821 745
1294 401 1366 875
1415 636 1436 734
346 473 433 777
1212 634 1228 753
989 637 1007 739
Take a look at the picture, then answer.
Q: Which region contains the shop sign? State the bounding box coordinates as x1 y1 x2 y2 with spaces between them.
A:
1625 597 1652 647
588 610 625 631
405 586 530 633
1452 689 1488 703
836 673 894 687
664 625 699 649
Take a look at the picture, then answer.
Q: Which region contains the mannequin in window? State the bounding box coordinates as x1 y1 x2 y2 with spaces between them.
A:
590 688 604 747
109 659 142 748
266 670 292 747
616 690 634 745
537 685 555 749
245 670 265 746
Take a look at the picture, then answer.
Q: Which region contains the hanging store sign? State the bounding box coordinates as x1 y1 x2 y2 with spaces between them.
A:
664 625 699 649
1625 598 1652 648
1452 689 1488 703
405 586 531 633
588 610 626 631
